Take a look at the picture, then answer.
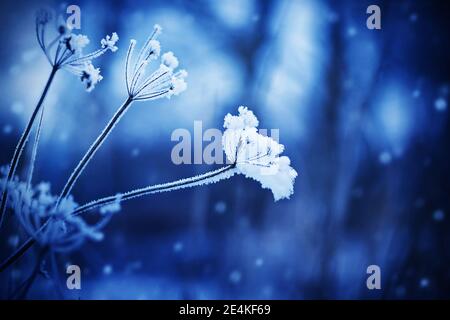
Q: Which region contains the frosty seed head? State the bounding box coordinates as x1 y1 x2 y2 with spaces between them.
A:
0 169 118 252
101 32 119 52
80 63 103 92
35 8 118 92
153 24 163 36
224 106 259 130
161 51 179 70
169 70 188 96
66 34 90 52
222 107 297 201
125 24 187 101
147 40 161 59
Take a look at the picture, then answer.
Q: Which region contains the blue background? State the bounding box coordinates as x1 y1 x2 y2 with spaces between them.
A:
0 0 449 299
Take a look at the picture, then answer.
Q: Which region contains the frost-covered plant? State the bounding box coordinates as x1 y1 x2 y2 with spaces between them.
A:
0 107 296 274
57 24 187 207
126 25 187 100
38 9 119 92
71 106 297 215
0 19 186 282
0 8 118 229
2 173 114 252
222 107 298 201
0 11 296 298
0 166 118 274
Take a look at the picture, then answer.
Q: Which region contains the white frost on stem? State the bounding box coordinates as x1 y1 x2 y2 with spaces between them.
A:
73 165 237 215
26 104 45 191
56 97 133 206
72 107 297 215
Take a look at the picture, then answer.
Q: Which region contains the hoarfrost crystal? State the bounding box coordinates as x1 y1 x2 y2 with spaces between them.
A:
223 106 297 201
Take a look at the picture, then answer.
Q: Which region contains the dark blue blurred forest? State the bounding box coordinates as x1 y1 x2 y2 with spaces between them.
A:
0 0 449 299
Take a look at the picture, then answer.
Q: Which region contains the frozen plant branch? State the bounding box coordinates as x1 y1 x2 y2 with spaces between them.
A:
73 165 237 215
35 8 119 91
0 170 115 256
0 107 298 273
0 21 188 276
26 104 46 191
56 25 188 207
74 106 298 214
0 67 57 229
0 8 118 229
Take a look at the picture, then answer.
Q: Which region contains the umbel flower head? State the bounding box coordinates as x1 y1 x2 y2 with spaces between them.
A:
36 8 119 91
125 24 187 101
71 106 298 216
0 167 118 252
222 107 298 201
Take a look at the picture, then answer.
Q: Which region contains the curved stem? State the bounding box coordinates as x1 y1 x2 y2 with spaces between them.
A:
0 219 49 273
73 165 236 215
26 103 46 190
56 96 134 207
0 66 58 229
0 165 237 273
11 247 48 300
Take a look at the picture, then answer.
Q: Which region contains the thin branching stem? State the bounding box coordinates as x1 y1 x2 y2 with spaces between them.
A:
73 165 236 215
0 165 236 272
56 96 134 207
0 238 36 273
133 90 170 101
26 104 46 191
125 40 136 95
134 71 169 96
134 27 159 71
0 66 58 229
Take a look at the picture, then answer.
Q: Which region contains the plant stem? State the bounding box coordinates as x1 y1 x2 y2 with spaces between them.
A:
56 96 134 207
50 250 64 299
0 238 36 273
73 165 236 215
0 66 58 229
26 104 46 190
11 246 48 300
0 165 236 273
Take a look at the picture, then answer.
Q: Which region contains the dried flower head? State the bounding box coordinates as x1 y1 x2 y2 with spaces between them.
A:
70 107 298 217
222 107 298 201
35 8 118 92
80 63 103 92
1 167 116 252
125 24 187 101
101 32 119 52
